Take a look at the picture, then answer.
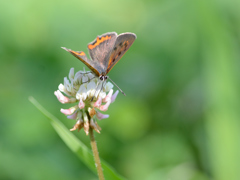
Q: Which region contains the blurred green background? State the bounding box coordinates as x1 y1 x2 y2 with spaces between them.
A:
1 0 240 179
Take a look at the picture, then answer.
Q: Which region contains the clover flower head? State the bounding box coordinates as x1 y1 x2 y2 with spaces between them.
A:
54 68 119 135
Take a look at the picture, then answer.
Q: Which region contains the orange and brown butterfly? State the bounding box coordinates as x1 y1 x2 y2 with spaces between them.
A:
62 32 136 95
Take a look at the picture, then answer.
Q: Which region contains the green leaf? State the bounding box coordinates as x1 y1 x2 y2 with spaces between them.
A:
29 96 125 180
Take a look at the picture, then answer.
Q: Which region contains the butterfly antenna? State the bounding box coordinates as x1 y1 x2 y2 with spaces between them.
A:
108 77 126 96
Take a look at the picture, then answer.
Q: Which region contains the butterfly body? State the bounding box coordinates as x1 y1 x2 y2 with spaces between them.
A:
62 32 136 95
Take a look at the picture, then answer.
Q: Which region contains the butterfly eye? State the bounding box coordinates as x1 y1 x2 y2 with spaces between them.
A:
99 75 104 81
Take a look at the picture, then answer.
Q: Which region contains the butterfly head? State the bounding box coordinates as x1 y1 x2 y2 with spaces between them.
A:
99 74 108 81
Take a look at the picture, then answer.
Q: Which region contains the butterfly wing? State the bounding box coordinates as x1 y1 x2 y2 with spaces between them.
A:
61 47 100 76
88 32 117 74
106 32 136 74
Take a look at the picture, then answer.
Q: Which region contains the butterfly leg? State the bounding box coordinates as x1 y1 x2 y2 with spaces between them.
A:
81 76 97 84
91 80 103 101
101 80 107 92
97 80 106 98
78 71 93 75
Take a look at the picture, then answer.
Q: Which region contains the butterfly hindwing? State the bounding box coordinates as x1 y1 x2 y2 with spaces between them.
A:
87 32 117 74
106 33 136 74
61 47 100 76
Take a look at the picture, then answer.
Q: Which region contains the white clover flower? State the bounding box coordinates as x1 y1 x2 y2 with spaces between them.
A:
54 68 119 135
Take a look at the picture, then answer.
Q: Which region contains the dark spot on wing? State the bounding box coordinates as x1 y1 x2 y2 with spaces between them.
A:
113 47 117 51
118 51 121 56
112 58 115 62
124 42 128 51
119 42 123 47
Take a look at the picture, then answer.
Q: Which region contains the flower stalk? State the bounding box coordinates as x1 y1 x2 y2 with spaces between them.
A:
89 127 104 180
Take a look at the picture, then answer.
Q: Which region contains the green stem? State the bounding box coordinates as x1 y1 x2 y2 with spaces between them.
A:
89 127 104 180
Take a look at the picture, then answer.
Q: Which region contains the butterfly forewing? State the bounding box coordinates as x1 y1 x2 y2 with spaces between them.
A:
87 32 117 74
62 32 136 77
61 47 100 76
106 33 136 74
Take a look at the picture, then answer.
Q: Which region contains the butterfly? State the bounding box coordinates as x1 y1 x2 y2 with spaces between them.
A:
62 32 136 96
